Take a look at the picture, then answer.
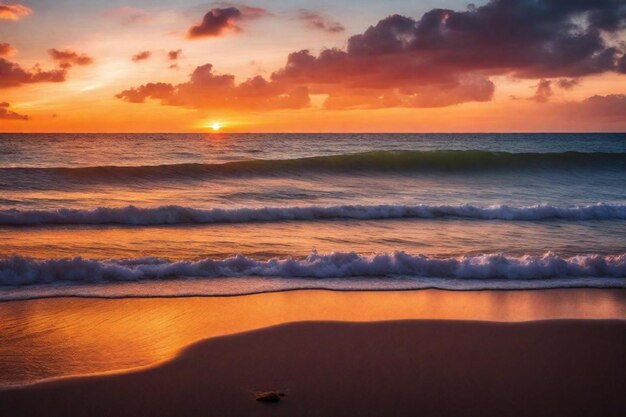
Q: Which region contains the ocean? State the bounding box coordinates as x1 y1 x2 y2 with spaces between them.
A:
1 133 625 299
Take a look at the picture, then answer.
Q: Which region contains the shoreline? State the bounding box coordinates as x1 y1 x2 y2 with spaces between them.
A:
2 319 625 417
2 283 626 303
2 278 625 302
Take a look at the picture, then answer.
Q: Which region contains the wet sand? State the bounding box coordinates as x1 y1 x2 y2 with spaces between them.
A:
1 289 624 387
1 319 625 417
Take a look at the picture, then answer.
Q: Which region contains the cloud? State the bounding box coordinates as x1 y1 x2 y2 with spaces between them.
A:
0 57 66 89
0 42 16 57
0 102 29 120
101 6 151 25
119 0 626 112
545 94 626 124
0 2 31 21
168 49 182 61
115 82 174 103
568 94 626 118
209 2 272 19
269 0 626 109
167 49 182 69
531 79 553 103
48 49 94 69
187 7 242 38
187 5 270 38
348 0 625 78
116 63 309 111
323 75 494 110
296 9 344 33
132 51 152 62
557 78 579 90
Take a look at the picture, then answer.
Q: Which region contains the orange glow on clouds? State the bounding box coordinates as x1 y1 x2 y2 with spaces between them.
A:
0 2 31 21
0 1 625 132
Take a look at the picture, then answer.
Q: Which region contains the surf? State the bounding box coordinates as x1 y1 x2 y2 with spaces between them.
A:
1 252 625 287
1 203 625 226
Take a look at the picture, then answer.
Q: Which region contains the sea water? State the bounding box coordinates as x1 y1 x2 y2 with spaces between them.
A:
0 133 624 298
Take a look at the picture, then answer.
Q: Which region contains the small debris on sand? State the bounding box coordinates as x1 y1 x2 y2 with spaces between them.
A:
255 391 285 403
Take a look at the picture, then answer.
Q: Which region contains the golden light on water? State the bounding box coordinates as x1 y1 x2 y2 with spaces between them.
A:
1 289 624 385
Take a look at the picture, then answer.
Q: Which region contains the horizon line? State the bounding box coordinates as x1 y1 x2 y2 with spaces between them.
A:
1 131 625 135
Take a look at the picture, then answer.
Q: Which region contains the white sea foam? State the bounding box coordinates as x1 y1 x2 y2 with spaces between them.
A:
1 252 624 287
1 203 625 226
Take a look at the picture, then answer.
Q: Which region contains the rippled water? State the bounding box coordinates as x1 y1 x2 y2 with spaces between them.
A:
0 133 625 297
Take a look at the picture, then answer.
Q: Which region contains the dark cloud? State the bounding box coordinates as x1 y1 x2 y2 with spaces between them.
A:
48 49 94 69
132 51 152 62
531 79 553 103
348 0 625 78
0 42 16 57
116 63 309 111
188 7 242 38
0 102 29 120
557 78 579 90
0 2 31 20
269 0 626 109
209 2 272 19
296 9 345 33
187 5 270 38
0 57 66 89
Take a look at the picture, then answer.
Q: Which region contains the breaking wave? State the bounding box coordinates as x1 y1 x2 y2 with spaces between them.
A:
1 252 625 286
1 203 625 226
2 150 624 182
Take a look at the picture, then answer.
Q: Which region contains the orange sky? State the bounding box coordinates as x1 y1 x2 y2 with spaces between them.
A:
1 1 625 132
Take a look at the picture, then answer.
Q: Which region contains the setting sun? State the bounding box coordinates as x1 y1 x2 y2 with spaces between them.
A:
210 122 222 132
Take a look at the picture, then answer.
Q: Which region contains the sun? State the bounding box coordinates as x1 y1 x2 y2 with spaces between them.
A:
199 120 230 133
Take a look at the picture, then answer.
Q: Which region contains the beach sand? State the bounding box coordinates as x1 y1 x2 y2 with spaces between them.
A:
1 319 625 417
0 289 625 416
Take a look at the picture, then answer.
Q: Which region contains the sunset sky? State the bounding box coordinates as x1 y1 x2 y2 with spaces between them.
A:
1 0 625 132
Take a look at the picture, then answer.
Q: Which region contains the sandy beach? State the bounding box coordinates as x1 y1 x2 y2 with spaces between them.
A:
1 319 625 417
0 289 625 416
1 289 625 386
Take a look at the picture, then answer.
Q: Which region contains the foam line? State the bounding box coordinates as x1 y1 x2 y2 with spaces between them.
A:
1 203 625 226
1 252 625 286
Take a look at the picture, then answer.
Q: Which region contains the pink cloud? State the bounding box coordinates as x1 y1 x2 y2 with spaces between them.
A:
132 51 152 62
296 9 344 33
168 49 182 61
48 49 94 69
116 63 309 111
0 42 17 57
0 2 31 21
